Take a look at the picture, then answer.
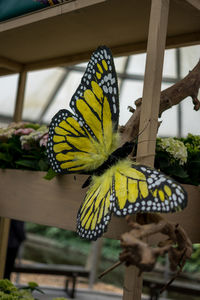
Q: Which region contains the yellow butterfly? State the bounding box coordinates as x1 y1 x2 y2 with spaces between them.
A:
47 46 187 241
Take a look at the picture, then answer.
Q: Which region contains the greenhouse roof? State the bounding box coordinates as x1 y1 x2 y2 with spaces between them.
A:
0 45 199 137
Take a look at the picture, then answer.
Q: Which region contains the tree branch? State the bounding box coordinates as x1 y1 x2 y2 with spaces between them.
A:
99 216 193 283
121 60 200 143
99 61 198 283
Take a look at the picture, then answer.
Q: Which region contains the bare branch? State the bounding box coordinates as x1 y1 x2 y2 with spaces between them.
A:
99 216 193 282
121 60 200 143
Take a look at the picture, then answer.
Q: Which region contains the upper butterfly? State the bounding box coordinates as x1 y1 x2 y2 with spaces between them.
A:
47 46 187 241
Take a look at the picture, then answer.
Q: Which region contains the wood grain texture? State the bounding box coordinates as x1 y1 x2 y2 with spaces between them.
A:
0 0 105 32
0 0 199 76
0 169 199 242
13 71 27 122
184 0 200 10
136 0 170 168
123 266 143 300
0 57 22 73
0 218 10 278
123 0 170 299
0 70 27 278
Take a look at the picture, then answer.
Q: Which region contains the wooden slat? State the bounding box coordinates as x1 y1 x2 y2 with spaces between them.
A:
13 70 27 122
24 32 200 72
0 57 22 72
0 31 199 77
0 0 199 76
0 218 10 278
0 0 105 33
123 266 143 300
122 1 170 299
0 69 27 279
184 0 200 10
136 0 170 167
0 170 199 241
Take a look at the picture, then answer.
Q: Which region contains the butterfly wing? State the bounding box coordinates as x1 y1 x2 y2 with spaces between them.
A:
77 171 114 240
70 46 119 129
47 46 119 174
77 159 187 240
112 160 187 215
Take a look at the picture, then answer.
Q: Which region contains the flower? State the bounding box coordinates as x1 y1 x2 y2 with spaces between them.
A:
0 128 15 141
158 137 187 165
20 125 48 149
14 128 35 135
0 122 30 141
39 133 49 147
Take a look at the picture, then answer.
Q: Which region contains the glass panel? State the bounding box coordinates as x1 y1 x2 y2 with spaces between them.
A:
22 68 66 121
180 45 200 77
114 56 127 73
158 105 178 137
127 53 146 75
119 80 143 126
158 82 178 137
42 71 83 123
0 74 19 118
163 49 176 78
181 95 200 136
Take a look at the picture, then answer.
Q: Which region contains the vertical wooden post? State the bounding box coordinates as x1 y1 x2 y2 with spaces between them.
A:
136 0 170 167
87 238 103 289
13 70 27 122
0 219 10 278
123 0 170 299
0 70 27 278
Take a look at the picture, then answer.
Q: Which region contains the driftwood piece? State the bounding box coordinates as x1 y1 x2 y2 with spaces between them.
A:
99 61 200 283
99 215 193 289
119 216 192 273
120 60 200 143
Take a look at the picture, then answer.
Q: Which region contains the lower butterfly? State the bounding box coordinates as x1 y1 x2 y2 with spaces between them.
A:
47 46 187 241
77 160 187 240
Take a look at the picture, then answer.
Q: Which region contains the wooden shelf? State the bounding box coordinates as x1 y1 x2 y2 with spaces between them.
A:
0 0 199 76
0 169 199 243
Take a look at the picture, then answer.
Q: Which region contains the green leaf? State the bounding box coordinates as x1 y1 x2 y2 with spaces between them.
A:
0 153 10 162
24 123 40 130
44 168 57 180
15 159 37 169
171 167 188 178
38 159 49 171
28 282 38 289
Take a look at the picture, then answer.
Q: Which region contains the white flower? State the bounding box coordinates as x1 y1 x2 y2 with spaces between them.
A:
159 137 187 165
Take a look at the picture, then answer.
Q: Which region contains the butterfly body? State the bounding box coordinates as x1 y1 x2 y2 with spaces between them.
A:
47 46 187 241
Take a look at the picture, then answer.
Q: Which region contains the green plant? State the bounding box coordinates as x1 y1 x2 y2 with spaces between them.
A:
0 123 199 185
0 122 55 178
155 134 200 185
0 279 69 300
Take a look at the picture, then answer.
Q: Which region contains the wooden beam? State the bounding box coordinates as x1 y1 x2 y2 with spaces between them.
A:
0 218 10 278
0 57 22 73
0 30 198 77
87 239 103 288
0 170 199 241
0 70 27 278
13 70 27 122
122 1 170 299
21 31 200 73
0 0 105 33
136 0 170 166
184 0 200 10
